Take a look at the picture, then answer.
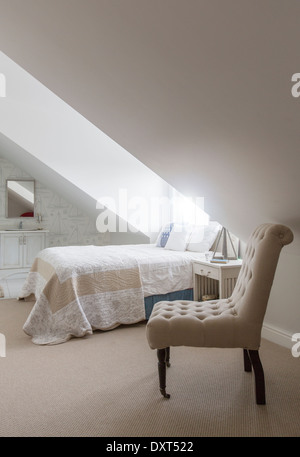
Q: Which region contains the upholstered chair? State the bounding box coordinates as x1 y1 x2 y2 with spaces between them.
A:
146 223 293 404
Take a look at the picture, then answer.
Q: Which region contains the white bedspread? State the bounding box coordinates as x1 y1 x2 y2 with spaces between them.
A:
122 244 205 296
20 244 205 345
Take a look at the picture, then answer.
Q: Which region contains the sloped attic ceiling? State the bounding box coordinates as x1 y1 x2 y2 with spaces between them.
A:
0 50 173 242
0 0 299 250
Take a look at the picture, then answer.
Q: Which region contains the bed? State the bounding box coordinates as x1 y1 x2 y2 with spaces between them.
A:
20 222 222 345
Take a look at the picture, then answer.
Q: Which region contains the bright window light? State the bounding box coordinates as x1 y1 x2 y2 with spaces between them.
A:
170 188 209 226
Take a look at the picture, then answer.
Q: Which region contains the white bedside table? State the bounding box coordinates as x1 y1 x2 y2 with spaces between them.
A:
193 259 242 301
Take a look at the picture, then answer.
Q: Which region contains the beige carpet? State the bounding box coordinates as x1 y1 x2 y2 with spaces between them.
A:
0 298 299 437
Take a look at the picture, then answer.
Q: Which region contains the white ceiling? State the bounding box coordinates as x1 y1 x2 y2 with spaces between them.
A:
0 0 299 249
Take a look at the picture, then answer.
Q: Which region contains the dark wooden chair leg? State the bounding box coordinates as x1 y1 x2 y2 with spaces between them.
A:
157 348 170 398
243 349 252 372
166 347 170 367
248 350 266 405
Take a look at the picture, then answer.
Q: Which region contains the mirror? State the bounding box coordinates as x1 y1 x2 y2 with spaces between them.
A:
6 180 35 218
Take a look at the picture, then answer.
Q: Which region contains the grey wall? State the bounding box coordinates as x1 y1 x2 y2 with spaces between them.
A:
0 0 299 345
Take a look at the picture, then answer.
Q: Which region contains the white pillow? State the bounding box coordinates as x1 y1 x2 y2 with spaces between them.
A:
165 224 192 251
187 221 221 252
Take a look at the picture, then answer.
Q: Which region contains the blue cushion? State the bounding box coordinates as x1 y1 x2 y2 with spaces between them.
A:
156 222 174 247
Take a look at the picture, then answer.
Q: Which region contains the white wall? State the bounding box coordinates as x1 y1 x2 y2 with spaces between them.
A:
262 251 300 349
0 156 106 247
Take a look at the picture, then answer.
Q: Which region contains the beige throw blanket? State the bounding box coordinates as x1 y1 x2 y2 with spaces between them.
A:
20 245 145 345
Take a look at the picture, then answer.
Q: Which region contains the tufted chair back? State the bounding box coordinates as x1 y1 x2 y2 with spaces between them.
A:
228 223 293 348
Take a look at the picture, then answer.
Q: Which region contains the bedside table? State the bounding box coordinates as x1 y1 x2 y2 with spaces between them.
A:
193 259 242 301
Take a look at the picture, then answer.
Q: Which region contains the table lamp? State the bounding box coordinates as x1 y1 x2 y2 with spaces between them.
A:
211 227 238 263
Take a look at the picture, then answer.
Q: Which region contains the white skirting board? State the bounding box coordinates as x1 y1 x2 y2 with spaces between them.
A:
262 323 294 349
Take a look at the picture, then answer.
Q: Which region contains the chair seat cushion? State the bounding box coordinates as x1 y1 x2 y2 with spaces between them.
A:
146 299 256 349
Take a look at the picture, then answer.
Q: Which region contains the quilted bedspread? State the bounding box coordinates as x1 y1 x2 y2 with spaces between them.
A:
20 245 145 345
